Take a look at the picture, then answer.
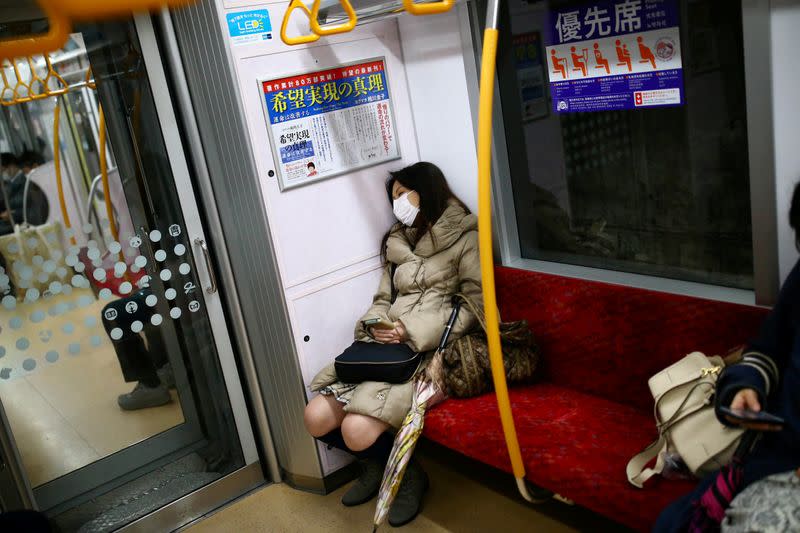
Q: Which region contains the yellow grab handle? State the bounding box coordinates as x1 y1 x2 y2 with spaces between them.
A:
477 27 527 481
403 0 454 16
0 64 14 106
44 54 68 96
310 0 357 36
27 57 49 100
60 0 195 20
85 66 96 90
281 0 321 45
0 0 71 62
54 102 77 246
11 60 33 104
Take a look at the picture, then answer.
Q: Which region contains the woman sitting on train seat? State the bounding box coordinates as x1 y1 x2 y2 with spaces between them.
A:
303 162 482 527
654 182 800 532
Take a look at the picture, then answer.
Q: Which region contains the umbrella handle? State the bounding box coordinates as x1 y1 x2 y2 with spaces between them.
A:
438 299 462 352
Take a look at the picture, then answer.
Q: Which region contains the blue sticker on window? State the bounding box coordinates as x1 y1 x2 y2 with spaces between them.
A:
226 9 273 45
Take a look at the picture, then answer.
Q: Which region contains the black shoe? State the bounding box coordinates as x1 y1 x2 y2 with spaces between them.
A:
342 459 383 507
117 382 171 410
388 460 429 527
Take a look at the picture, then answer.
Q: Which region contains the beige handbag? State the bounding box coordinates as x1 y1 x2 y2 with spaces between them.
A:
626 351 745 488
0 223 65 294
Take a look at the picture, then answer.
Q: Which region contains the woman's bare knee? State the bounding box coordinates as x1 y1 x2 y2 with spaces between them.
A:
341 414 390 451
304 395 345 437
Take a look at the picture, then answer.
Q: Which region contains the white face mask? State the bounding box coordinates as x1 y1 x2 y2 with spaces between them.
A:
393 192 419 227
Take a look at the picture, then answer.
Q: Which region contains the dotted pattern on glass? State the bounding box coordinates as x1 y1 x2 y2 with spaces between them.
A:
0 223 203 378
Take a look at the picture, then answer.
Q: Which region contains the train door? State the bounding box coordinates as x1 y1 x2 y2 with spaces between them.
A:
0 14 262 531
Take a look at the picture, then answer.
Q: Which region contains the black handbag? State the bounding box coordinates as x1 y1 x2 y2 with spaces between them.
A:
334 342 421 384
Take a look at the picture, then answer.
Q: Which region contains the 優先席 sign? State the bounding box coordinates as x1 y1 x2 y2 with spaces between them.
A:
545 0 683 114
259 58 400 191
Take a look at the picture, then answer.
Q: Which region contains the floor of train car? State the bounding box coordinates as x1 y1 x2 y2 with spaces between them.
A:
0 288 184 487
185 441 629 532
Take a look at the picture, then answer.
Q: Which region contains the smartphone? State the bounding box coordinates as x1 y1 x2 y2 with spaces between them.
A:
718 406 785 427
362 317 396 330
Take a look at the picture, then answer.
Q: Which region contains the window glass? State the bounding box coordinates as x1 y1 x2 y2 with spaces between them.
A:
487 0 753 288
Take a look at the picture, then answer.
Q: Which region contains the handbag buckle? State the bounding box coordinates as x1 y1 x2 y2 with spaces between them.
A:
700 366 722 377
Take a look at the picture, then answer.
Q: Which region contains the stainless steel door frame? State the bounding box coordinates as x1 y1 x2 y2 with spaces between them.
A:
166 0 322 485
132 13 259 467
154 9 282 482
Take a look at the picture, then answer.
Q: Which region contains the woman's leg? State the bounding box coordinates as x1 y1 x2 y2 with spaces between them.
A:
341 413 390 452
337 413 393 508
304 394 346 437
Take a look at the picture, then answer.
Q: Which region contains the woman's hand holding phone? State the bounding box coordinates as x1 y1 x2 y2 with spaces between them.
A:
724 388 784 432
371 321 408 345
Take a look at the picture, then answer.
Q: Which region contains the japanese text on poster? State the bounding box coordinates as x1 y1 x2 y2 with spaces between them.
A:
513 32 548 121
260 59 400 190
545 0 683 114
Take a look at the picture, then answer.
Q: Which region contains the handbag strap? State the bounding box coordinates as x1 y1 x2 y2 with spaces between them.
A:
626 433 669 488
454 292 488 332
653 380 714 431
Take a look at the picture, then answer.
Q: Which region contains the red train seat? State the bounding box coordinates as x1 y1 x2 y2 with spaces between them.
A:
424 266 768 531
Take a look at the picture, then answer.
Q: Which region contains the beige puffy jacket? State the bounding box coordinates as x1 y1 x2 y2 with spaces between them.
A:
309 202 482 428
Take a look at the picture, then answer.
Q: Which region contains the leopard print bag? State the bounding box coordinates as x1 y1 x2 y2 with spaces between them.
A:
442 295 539 398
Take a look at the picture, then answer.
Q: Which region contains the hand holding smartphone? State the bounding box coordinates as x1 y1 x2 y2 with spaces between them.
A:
719 406 785 431
362 317 396 331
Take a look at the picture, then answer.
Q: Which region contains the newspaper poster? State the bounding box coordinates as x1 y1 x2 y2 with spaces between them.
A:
260 58 400 191
545 0 683 114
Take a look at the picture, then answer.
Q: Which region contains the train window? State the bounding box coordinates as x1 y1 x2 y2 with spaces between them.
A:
484 0 754 289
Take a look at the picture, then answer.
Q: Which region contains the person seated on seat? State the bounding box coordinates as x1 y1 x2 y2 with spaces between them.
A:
101 287 175 410
303 162 482 528
0 152 49 233
654 182 800 532
19 150 45 175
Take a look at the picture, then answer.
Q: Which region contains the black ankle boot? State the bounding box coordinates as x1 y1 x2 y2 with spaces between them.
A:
388 460 429 527
341 458 384 506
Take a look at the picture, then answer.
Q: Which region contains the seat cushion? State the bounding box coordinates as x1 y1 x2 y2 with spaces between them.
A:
424 383 697 532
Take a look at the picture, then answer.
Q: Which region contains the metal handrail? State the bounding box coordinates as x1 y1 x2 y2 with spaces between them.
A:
310 0 358 36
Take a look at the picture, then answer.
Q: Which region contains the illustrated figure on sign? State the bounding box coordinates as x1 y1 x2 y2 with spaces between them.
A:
550 49 568 80
570 46 588 77
307 162 318 177
637 36 656 69
615 40 632 72
593 43 610 74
